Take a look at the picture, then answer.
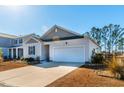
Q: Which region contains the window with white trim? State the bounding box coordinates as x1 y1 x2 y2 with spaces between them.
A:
28 46 35 55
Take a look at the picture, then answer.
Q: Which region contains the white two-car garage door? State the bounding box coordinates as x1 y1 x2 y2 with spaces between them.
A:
53 46 85 63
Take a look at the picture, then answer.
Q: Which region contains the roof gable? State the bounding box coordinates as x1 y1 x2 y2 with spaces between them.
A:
41 25 81 40
26 38 39 44
25 36 41 44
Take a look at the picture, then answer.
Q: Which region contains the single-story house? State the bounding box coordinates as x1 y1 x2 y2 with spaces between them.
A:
0 25 99 63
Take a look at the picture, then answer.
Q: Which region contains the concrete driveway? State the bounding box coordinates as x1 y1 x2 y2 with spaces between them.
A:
0 62 82 87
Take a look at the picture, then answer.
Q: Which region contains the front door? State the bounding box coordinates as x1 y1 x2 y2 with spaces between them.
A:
45 45 49 61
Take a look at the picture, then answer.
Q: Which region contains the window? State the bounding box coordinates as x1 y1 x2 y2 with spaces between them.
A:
19 39 23 44
14 40 18 44
28 46 35 55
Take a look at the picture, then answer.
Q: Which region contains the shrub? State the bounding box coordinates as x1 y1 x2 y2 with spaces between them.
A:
0 48 3 63
24 57 35 62
91 53 104 64
105 55 124 79
20 57 25 61
0 57 3 63
22 57 40 65
36 56 40 61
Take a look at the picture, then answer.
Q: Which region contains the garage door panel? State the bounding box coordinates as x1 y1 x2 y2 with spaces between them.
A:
53 46 85 62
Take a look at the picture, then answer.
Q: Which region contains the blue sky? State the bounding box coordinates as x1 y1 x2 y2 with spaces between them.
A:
0 5 124 36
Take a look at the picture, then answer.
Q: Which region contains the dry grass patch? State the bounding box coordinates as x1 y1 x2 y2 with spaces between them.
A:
47 66 124 87
0 61 28 72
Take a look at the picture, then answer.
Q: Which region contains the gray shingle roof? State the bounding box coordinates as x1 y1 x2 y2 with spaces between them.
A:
0 33 17 39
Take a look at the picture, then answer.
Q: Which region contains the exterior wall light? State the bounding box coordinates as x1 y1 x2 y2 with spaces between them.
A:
65 42 68 45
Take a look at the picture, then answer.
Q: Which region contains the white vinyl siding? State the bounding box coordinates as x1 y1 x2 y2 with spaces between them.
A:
45 38 90 63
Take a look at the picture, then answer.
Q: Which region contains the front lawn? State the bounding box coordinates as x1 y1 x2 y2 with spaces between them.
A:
47 65 124 87
0 61 28 72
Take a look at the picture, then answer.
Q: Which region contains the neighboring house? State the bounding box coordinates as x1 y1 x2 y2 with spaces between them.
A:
0 33 18 58
0 25 99 63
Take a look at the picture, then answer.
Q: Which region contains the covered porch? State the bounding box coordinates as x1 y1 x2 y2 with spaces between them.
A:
8 46 24 59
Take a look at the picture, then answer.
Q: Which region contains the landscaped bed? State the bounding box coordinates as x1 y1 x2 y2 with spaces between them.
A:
47 65 124 87
0 61 28 72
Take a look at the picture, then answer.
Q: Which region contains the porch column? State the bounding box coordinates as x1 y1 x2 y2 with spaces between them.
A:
11 48 13 59
16 48 18 59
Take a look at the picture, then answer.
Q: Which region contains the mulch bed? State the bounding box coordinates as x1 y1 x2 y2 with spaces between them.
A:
47 65 124 87
0 61 28 72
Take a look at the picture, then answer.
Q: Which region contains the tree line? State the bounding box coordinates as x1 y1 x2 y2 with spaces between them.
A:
84 24 124 54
